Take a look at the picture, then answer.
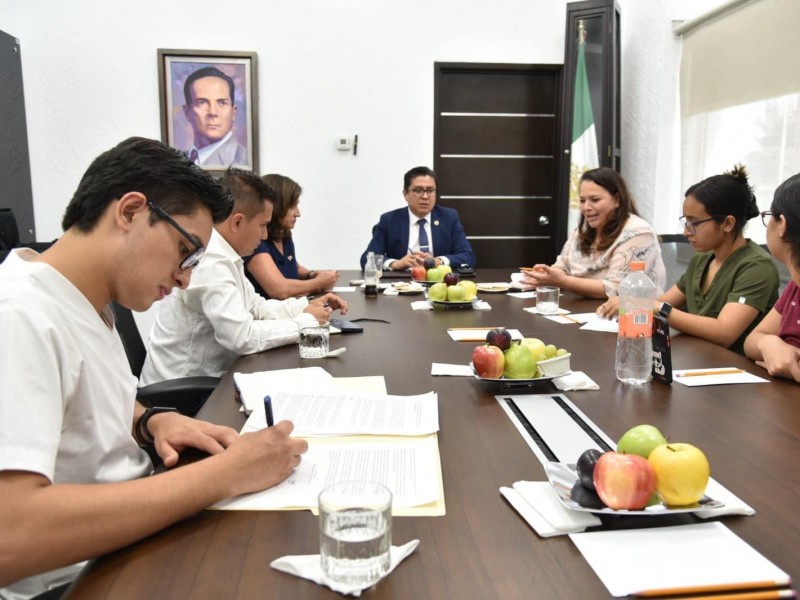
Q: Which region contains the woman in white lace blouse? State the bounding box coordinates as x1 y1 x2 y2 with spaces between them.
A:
521 167 665 299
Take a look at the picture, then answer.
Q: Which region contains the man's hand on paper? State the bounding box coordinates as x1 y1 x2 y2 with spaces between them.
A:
148 411 239 468
225 421 309 495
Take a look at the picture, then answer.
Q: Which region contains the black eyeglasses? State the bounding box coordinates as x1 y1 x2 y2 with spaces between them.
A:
408 188 437 198
678 215 719 235
147 201 205 270
760 211 774 227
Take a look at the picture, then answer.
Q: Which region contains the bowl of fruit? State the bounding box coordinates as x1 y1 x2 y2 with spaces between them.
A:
471 328 571 382
547 424 721 514
425 271 479 309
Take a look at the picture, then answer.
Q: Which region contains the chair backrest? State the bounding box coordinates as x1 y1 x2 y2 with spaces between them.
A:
659 234 694 290
111 302 148 378
0 208 20 252
760 244 791 295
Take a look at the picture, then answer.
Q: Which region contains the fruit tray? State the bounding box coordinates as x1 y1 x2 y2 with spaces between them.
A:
469 362 562 383
544 461 724 515
428 298 479 310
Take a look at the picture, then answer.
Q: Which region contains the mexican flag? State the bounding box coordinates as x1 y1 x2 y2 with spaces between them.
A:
568 26 599 234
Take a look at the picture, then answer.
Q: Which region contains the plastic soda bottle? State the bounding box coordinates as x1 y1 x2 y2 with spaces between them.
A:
615 261 656 384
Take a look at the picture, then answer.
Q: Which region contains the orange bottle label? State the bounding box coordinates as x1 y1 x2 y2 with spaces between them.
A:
619 310 653 338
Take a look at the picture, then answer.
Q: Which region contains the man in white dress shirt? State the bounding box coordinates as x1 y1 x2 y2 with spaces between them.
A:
0 138 308 599
141 168 347 383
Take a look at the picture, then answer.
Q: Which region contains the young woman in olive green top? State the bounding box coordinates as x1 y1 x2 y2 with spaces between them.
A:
598 165 779 354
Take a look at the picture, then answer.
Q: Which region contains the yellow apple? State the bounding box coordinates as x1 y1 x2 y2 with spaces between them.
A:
521 338 546 362
648 443 710 506
438 264 452 275
458 280 478 300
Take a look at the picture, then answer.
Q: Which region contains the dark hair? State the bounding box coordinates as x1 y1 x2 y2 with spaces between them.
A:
183 67 235 107
578 167 639 254
403 166 437 191
62 137 232 232
770 171 800 271
684 164 758 239
262 174 302 241
217 168 276 220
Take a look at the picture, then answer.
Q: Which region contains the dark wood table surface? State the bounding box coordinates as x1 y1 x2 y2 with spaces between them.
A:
66 270 800 599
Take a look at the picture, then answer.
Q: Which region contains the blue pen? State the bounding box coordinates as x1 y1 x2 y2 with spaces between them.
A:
263 395 274 427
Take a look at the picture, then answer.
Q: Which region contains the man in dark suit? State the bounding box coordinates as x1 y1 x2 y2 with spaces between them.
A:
360 166 476 270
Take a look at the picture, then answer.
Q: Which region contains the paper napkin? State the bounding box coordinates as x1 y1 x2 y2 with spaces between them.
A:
552 371 600 391
500 481 600 537
271 539 419 597
431 363 474 377
694 478 756 518
474 300 492 310
410 301 433 311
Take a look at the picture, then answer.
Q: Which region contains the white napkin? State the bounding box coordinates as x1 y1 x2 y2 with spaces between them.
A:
271 539 419 597
382 286 400 296
431 363 474 376
474 300 491 310
694 479 756 518
508 291 536 299
552 371 599 391
501 481 600 537
410 300 433 311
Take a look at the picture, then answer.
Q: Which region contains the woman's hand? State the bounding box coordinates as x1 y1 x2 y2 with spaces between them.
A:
596 296 620 319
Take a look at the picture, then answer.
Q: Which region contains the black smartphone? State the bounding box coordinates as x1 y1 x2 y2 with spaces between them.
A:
652 313 672 384
455 264 476 277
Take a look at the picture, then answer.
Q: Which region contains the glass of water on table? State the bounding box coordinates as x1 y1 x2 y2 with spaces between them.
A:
319 480 392 586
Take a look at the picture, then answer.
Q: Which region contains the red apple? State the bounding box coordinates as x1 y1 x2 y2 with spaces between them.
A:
472 344 504 379
410 265 426 281
593 452 656 510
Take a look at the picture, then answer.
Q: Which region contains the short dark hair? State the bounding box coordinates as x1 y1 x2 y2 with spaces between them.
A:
218 168 276 220
61 137 232 232
262 174 302 241
770 171 800 271
577 167 639 254
183 67 235 107
403 166 437 191
684 164 759 239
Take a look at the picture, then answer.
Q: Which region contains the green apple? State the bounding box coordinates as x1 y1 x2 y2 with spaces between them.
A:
446 285 466 301
458 280 478 300
648 443 710 506
617 424 667 459
520 338 546 362
428 282 447 301
503 342 538 379
426 267 444 282
544 344 558 359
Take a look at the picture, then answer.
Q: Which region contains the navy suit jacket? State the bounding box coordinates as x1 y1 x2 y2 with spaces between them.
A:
360 206 476 270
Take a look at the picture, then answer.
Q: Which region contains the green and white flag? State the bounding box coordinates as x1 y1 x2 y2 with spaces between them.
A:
568 24 599 234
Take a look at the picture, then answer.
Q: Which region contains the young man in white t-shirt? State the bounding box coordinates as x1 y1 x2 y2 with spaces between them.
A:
0 137 308 598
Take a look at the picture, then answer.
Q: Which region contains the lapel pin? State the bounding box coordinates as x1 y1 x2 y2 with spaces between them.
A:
434 220 439 226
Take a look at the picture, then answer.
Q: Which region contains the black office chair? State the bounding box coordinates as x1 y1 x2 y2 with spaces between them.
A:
1 207 58 262
760 244 791 294
111 302 220 416
659 234 694 290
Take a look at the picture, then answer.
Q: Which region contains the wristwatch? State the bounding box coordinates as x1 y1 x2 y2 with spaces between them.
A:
135 406 178 446
659 302 673 318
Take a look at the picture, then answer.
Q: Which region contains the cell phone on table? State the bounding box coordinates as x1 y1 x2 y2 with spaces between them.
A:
652 313 672 384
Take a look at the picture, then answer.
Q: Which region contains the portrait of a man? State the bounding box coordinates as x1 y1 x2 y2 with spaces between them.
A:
159 50 258 172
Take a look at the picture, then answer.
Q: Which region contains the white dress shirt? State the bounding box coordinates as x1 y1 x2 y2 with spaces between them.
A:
140 229 317 383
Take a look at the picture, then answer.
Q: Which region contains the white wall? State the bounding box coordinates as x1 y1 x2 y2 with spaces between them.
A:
1 0 724 270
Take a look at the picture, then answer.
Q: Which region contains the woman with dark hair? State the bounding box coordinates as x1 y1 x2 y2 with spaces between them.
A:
522 167 665 298
600 164 777 354
245 174 339 299
745 172 800 378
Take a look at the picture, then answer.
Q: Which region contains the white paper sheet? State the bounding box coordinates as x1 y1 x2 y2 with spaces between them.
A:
233 367 334 414
507 291 536 299
332 286 357 293
213 435 442 511
431 363 474 377
571 312 619 333
446 328 523 342
673 367 769 386
569 522 790 598
242 390 439 436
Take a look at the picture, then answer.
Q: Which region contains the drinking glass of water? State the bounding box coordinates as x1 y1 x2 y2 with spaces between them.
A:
299 321 330 358
319 480 392 586
536 286 560 315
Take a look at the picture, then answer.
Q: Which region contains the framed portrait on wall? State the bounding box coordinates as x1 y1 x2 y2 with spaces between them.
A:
158 49 258 173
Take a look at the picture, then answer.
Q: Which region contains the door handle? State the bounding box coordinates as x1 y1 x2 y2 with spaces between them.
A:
539 216 550 226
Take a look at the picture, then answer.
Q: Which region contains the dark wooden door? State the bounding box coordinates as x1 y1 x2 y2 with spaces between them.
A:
433 63 563 268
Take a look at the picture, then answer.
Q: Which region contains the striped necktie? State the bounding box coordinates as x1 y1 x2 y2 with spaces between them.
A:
417 218 430 253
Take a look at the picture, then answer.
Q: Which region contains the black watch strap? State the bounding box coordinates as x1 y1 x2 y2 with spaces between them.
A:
135 407 178 446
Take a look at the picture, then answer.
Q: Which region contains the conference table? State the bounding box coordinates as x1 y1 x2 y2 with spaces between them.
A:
65 269 800 599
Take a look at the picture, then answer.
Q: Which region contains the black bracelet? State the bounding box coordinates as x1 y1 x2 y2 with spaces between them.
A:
134 407 178 446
